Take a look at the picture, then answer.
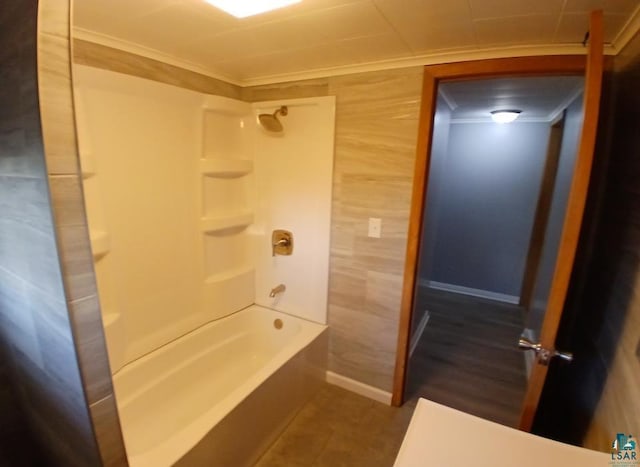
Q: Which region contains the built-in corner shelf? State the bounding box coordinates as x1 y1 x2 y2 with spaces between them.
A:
202 266 255 320
205 265 255 285
102 311 121 329
80 152 96 179
200 159 253 178
201 211 254 233
90 230 111 259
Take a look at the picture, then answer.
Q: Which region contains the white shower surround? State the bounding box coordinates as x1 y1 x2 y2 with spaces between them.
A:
251 96 335 323
72 65 335 464
73 65 334 369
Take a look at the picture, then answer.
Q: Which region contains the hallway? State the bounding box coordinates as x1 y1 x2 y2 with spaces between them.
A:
406 287 528 427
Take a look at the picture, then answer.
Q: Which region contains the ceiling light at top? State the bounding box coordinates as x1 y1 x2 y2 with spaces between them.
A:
205 0 301 18
490 110 522 124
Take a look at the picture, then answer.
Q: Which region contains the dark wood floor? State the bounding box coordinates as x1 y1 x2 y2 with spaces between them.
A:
406 287 528 427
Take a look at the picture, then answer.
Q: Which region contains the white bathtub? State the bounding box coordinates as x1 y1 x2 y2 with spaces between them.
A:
112 305 328 467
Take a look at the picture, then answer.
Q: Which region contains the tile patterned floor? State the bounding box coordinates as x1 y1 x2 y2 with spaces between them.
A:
255 384 416 467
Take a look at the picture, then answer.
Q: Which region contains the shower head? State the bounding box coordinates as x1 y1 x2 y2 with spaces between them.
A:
258 105 288 132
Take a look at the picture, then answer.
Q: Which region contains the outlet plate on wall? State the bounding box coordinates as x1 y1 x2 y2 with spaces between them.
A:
368 218 382 238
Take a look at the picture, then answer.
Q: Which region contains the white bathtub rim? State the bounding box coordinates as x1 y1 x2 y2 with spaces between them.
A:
113 303 324 377
129 330 323 467
118 305 326 467
114 304 316 404
115 329 252 407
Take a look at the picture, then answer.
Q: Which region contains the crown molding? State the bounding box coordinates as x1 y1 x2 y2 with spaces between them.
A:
73 26 626 88
243 44 598 86
448 78 583 125
437 87 458 111
72 27 244 87
546 81 584 123
609 3 640 54
450 117 554 124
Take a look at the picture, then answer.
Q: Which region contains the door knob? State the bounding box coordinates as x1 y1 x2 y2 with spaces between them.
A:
518 337 573 365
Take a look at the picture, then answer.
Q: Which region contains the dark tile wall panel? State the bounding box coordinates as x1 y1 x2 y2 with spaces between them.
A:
0 347 43 466
40 1 129 464
534 33 640 451
0 0 102 465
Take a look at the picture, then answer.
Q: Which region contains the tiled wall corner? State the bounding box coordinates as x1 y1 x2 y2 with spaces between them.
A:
38 0 128 464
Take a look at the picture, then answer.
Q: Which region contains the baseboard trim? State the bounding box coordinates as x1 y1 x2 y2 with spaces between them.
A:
409 310 430 357
325 371 392 405
419 279 520 305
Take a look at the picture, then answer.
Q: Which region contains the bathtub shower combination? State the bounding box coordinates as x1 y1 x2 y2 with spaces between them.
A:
73 66 336 466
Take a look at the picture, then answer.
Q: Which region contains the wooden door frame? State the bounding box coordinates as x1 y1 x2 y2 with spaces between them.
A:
391 55 589 408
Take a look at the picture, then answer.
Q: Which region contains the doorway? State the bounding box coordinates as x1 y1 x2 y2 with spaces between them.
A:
404 75 585 427
391 26 606 428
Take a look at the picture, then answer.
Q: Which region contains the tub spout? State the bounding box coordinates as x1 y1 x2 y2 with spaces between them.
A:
269 284 286 298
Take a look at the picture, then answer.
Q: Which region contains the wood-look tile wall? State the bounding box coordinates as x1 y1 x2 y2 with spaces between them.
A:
246 69 424 392
0 0 103 465
581 32 640 450
39 1 128 465
73 39 242 99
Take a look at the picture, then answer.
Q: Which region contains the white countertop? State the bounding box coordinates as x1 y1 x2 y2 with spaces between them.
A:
394 398 609 467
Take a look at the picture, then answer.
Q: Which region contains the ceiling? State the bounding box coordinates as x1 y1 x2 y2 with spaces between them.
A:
73 0 640 85
440 76 585 122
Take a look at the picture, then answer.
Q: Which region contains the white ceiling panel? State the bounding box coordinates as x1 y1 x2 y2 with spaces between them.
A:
474 15 559 46
373 0 475 52
468 0 565 20
401 19 477 52
555 12 629 43
73 0 640 84
339 33 413 63
307 2 395 41
374 0 474 23
563 0 639 15
101 4 235 59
